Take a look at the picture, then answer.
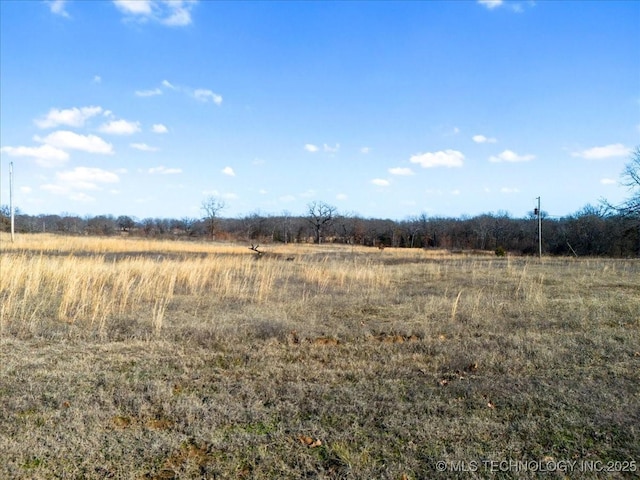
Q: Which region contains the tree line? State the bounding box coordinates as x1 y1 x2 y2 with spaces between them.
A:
2 148 638 257
1 202 638 257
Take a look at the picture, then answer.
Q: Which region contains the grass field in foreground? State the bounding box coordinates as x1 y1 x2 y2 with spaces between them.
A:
1 234 639 479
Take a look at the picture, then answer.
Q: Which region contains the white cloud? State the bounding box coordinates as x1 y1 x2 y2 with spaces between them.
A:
92 75 102 84
600 178 617 185
222 166 235 176
148 166 182 174
35 130 114 154
489 149 535 163
500 187 520 193
58 167 119 185
35 106 103 129
20 186 33 194
258 189 268 194
153 80 222 105
113 1 195 26
49 0 70 17
162 79 176 90
388 167 415 176
49 167 120 194
360 147 371 154
113 0 152 15
472 134 497 144
571 143 631 160
152 124 168 133
410 149 464 168
478 0 532 13
304 144 319 153
371 178 390 187
163 4 192 26
279 195 296 202
1 144 69 167
131 143 158 152
136 88 162 97
99 119 141 135
336 193 348 201
324 143 340 153
193 89 223 105
478 0 503 9
451 189 461 195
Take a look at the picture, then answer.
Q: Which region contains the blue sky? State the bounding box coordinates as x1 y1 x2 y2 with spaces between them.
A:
1 0 638 220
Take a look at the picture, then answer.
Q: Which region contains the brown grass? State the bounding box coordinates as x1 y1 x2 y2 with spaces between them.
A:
1 233 639 478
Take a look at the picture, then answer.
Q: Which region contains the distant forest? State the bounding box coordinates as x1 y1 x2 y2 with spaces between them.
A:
2 203 639 258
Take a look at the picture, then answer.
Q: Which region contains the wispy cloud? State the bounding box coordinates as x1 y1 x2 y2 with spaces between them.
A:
35 106 103 129
148 166 182 175
410 149 464 168
152 124 168 133
99 119 141 135
472 134 497 144
162 79 176 90
571 143 630 160
600 178 616 185
140 80 222 105
360 147 371 154
113 0 196 27
34 131 114 154
489 149 535 163
222 166 235 176
0 144 69 167
371 178 390 187
388 167 415 176
131 143 158 152
48 0 70 17
135 88 162 97
193 89 223 105
336 193 348 200
323 143 340 153
478 0 532 13
478 0 503 9
304 144 319 153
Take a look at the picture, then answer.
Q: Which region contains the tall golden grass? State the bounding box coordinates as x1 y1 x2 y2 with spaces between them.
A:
0 234 397 335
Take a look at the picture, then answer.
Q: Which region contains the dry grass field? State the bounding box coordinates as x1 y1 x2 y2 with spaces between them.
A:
1 233 639 479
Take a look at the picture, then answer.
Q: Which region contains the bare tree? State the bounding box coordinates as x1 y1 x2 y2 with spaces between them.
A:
201 196 226 239
602 146 640 220
307 201 337 244
619 146 640 219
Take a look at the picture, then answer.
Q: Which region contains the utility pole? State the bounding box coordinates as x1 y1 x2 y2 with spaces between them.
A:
9 161 15 242
535 196 541 259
